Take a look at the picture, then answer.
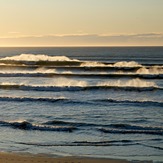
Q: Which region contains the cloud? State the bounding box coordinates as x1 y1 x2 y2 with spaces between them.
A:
8 32 20 34
129 33 163 38
0 33 163 46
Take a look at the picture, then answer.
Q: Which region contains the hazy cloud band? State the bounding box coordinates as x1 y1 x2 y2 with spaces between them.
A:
0 33 163 46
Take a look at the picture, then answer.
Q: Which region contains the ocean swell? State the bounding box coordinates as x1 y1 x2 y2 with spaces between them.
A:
0 96 67 103
99 124 163 135
0 80 160 92
0 120 76 132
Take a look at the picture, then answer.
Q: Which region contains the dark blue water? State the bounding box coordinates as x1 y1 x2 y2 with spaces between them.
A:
0 47 163 162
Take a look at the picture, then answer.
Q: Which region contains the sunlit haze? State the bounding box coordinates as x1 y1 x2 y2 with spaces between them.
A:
0 0 163 46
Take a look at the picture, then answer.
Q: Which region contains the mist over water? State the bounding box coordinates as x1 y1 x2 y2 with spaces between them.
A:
136 67 163 74
0 53 79 62
98 78 157 88
113 61 142 67
0 47 163 162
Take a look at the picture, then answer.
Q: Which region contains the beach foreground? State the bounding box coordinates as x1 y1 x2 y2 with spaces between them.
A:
0 152 152 163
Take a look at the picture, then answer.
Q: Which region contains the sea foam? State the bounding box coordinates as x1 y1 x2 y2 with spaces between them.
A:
136 67 163 74
0 54 79 62
98 78 157 88
113 61 142 67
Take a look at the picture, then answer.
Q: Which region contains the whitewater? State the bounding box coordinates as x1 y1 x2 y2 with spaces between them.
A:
0 47 163 162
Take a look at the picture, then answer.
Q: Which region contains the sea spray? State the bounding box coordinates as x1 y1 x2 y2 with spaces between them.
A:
0 54 79 62
50 77 88 87
60 71 73 74
80 61 107 67
0 68 57 74
136 67 163 74
80 61 142 68
0 47 163 161
1 78 156 88
113 61 142 67
35 67 57 73
98 78 157 88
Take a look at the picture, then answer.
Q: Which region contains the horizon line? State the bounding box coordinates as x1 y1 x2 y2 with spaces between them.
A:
0 45 163 48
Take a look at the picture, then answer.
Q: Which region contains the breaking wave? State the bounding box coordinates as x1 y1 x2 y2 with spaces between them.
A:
0 120 76 132
1 54 162 76
0 78 160 91
80 61 107 67
113 61 142 67
0 54 148 68
136 67 163 74
0 96 67 103
0 54 79 62
0 54 81 66
1 120 162 135
81 61 143 68
97 78 158 88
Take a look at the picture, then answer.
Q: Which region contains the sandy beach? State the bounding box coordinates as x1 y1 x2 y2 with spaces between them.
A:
0 152 143 163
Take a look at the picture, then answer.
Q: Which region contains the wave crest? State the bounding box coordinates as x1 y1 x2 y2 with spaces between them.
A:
136 67 163 74
113 61 142 67
0 120 76 132
98 78 157 88
0 96 67 103
80 61 107 67
0 54 79 62
0 79 160 92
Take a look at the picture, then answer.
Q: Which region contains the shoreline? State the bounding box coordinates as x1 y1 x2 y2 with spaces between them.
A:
0 152 153 163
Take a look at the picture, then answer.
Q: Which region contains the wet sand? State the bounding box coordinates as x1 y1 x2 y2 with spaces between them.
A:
0 152 135 163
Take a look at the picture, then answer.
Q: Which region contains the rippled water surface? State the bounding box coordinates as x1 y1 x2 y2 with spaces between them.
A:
0 47 163 162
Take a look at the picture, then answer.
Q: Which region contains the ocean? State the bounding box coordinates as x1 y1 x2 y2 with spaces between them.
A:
0 47 163 162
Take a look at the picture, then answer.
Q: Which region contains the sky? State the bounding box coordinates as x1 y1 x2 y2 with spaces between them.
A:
0 0 163 46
